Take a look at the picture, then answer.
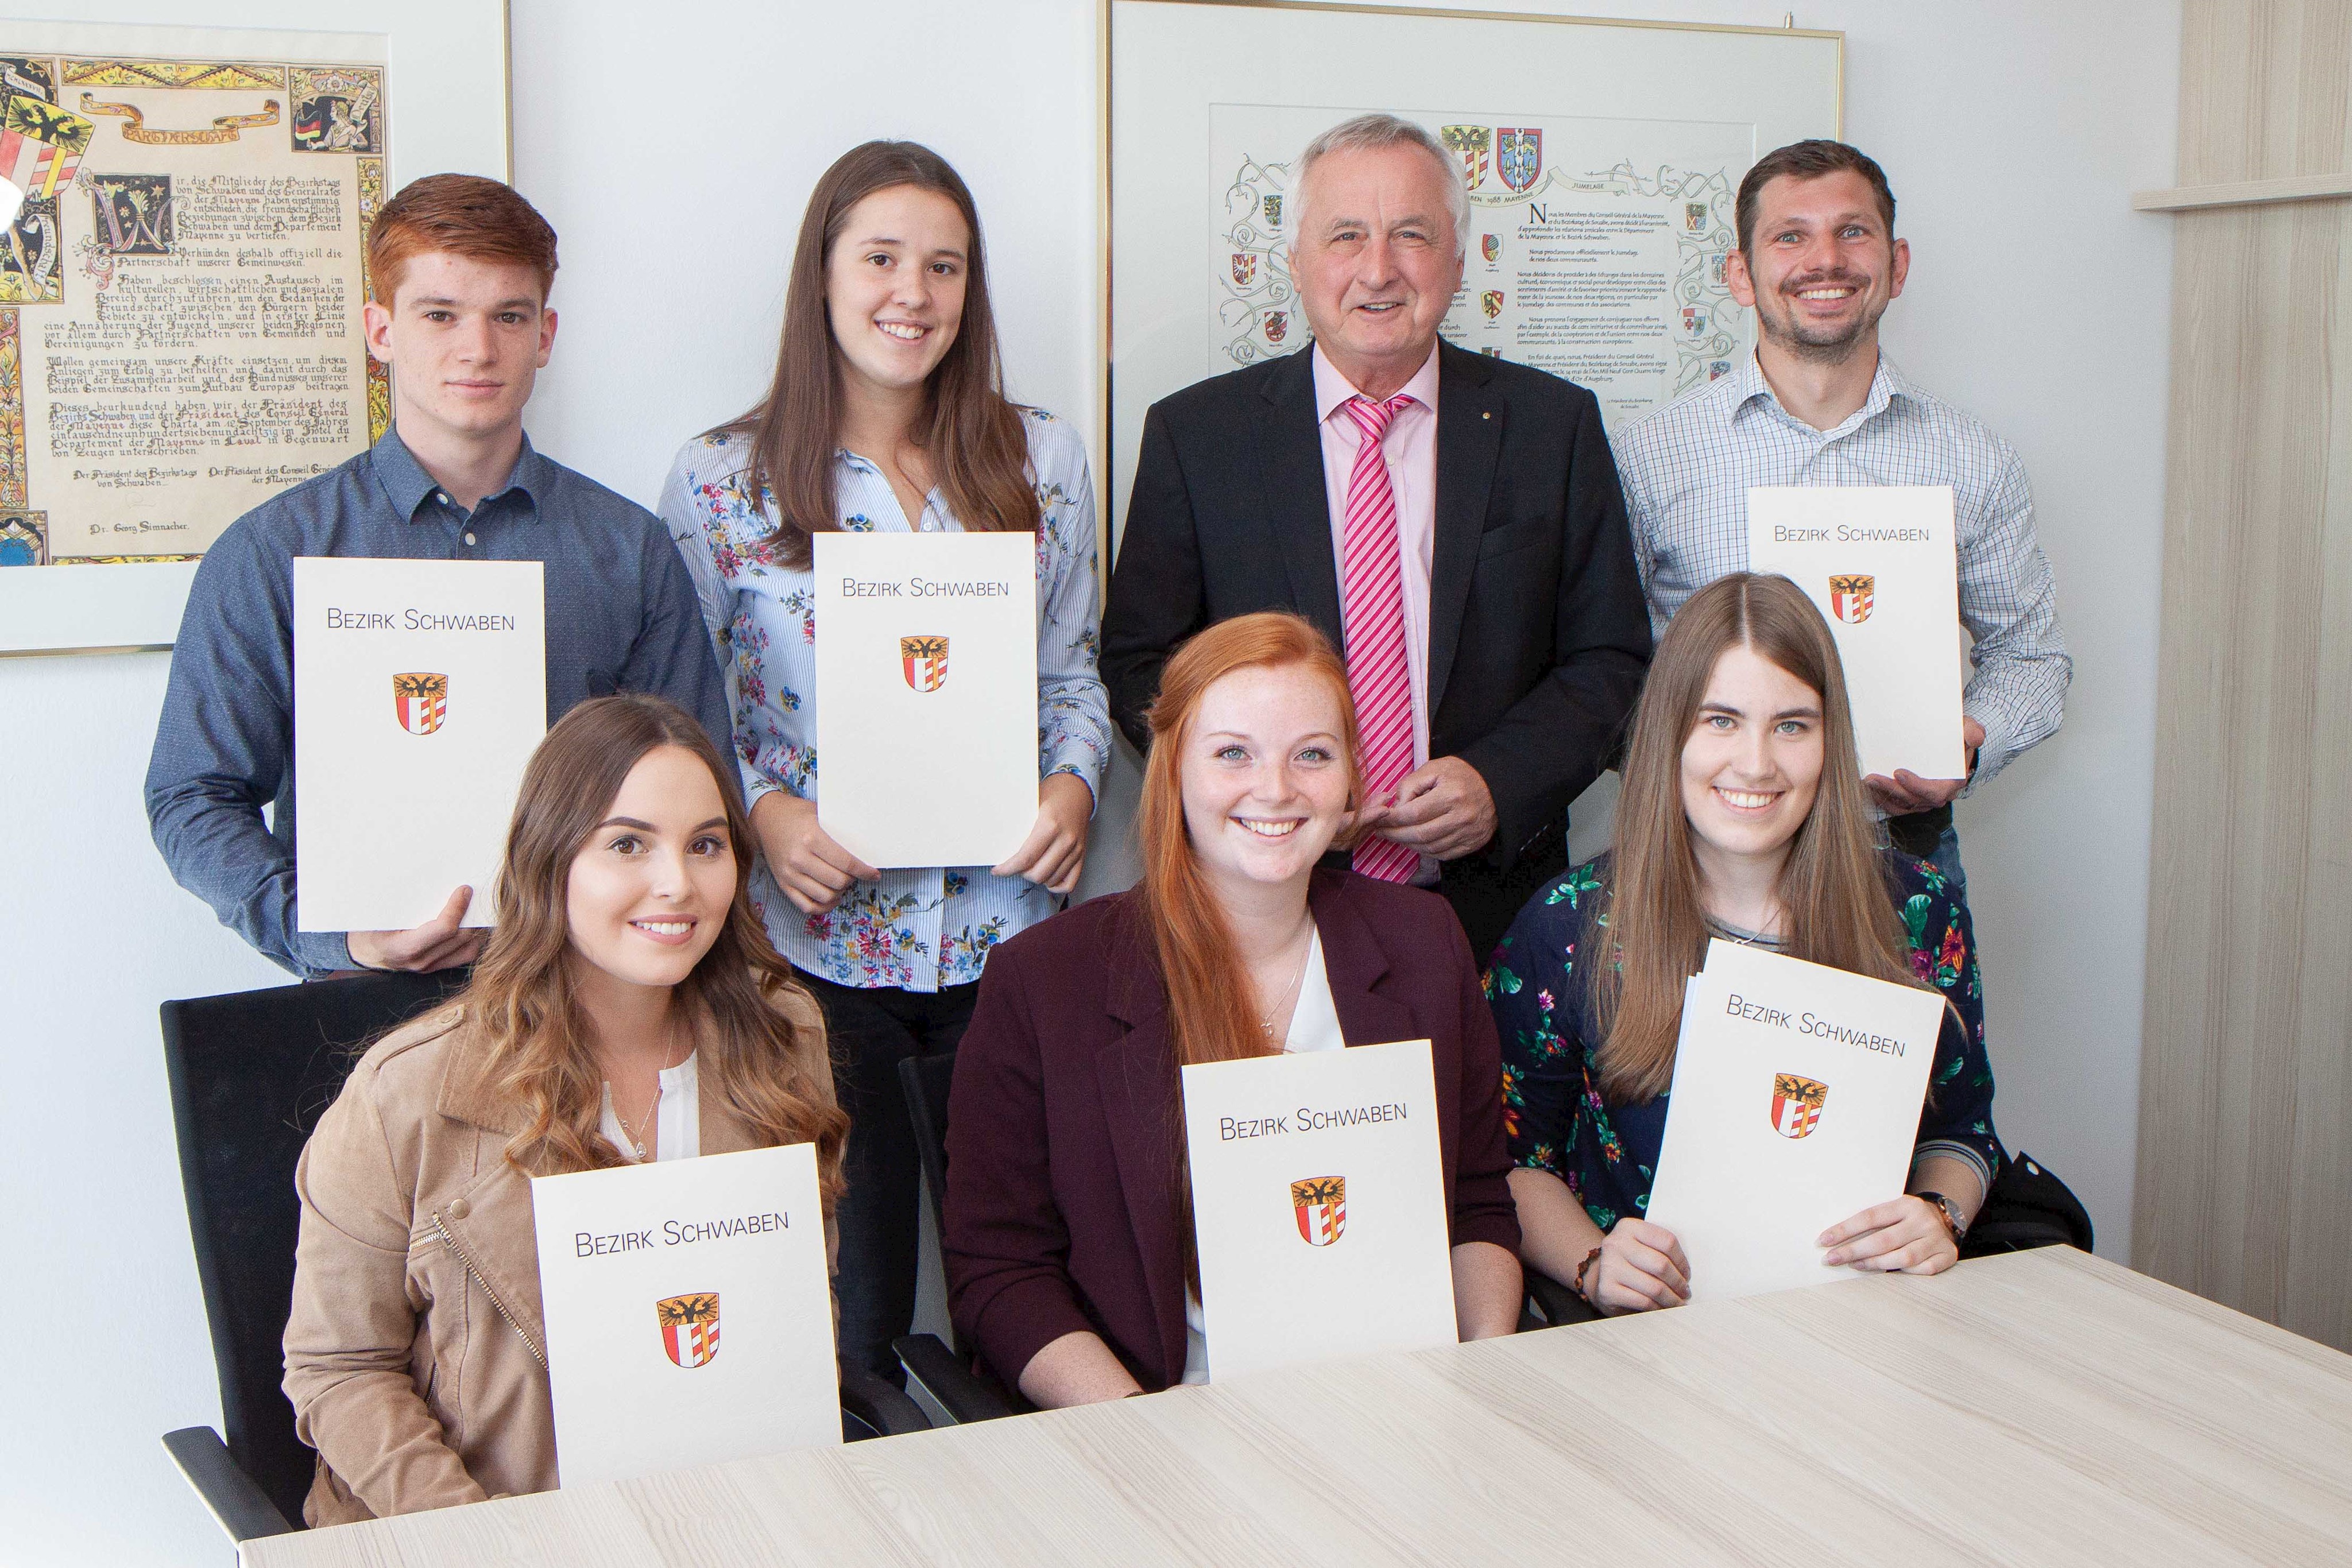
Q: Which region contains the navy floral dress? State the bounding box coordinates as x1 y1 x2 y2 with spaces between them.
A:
1485 853 2002 1234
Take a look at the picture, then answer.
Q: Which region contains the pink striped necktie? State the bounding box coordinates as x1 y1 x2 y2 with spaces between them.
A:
1339 393 1420 884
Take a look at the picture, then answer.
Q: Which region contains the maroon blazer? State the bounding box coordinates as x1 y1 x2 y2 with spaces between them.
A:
943 867 1520 1395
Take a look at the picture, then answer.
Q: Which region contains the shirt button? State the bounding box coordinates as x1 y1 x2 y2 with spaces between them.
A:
436 492 450 505
463 532 477 547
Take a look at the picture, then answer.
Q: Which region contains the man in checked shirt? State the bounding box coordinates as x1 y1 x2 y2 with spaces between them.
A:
1613 140 2070 888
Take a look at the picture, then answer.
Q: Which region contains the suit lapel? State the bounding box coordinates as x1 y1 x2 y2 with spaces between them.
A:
1254 346 1344 648
1428 343 1502 719
1312 872 1421 1047
1099 917 1192 1384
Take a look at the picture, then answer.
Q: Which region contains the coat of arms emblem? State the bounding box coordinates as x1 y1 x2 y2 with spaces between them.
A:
0 95 92 202
1291 1175 1347 1246
1829 574 1875 625
1261 193 1282 230
1481 233 1501 265
1231 251 1257 289
1438 125 1491 191
1480 289 1503 320
392 672 448 736
900 634 949 692
1686 201 1709 231
1770 1074 1829 1140
1683 304 1706 337
1495 127 1542 193
1262 311 1288 344
656 1292 721 1369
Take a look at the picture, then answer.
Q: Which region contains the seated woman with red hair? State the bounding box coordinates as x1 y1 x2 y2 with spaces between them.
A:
942 611 1521 1404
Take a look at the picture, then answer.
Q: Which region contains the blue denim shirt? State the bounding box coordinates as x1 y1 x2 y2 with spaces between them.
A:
145 428 729 976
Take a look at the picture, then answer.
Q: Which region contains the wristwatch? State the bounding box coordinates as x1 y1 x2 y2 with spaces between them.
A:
1917 1190 1968 1243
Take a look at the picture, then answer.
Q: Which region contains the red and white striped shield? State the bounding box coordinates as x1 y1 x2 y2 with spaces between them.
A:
391 672 448 736
899 635 948 692
1290 1175 1346 1246
1438 125 1490 191
656 1292 721 1369
1770 1074 1829 1140
1828 574 1875 625
0 97 91 202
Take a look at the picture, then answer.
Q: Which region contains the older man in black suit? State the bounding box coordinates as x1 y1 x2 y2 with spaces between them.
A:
1103 113 1652 957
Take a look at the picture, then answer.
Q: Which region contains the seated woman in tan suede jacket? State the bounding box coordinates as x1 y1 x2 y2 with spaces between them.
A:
283 694 848 1524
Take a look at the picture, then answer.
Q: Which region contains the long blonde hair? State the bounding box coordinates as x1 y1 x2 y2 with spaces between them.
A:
1593 573 1924 1104
455 695 848 1197
1132 612 1363 1068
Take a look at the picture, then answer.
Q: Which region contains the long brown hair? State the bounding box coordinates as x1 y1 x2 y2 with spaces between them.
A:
1133 613 1363 1068
716 141 1038 567
1593 572 1922 1104
455 695 848 1196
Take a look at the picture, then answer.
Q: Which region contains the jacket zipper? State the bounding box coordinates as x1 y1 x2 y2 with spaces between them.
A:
431 1210 548 1370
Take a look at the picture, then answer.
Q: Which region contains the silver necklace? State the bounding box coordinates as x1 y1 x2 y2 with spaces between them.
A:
1258 921 1314 1040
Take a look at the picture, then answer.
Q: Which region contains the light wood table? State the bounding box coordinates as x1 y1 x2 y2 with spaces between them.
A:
245 1248 2352 1566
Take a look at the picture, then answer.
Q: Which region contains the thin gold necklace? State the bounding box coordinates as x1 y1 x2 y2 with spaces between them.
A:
613 1015 689 1161
1258 919 1315 1040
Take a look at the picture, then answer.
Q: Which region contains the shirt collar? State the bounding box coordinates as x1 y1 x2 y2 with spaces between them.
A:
370 426 548 523
1311 339 1441 425
1728 348 1913 440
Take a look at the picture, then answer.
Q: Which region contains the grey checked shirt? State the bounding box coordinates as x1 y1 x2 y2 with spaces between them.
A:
1612 353 2070 788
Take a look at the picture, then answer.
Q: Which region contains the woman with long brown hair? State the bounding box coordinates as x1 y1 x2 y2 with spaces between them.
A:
1490 573 1999 1315
282 695 847 1523
659 140 1109 1381
942 612 1520 1405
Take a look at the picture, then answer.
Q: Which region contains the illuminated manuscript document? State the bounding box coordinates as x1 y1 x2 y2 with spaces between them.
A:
292 557 544 934
532 1144 840 1488
811 531 1038 869
0 38 386 571
1645 940 1944 1303
1209 105 1751 429
1181 1038 1455 1381
1746 486 1966 781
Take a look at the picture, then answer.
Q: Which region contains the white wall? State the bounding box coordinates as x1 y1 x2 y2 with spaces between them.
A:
0 3 2177 1562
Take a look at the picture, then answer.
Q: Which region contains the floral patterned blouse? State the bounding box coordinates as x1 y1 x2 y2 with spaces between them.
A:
659 409 1110 993
1484 852 2001 1234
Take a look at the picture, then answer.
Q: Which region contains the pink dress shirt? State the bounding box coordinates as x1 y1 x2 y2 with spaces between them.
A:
1313 340 1441 882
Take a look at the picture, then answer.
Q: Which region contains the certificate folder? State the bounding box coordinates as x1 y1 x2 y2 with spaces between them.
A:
292 556 545 932
812 532 1037 869
1181 1039 1456 1380
530 1143 840 1488
1643 940 1945 1302
1745 486 1966 781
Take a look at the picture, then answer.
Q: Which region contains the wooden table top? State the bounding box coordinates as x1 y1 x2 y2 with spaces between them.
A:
245 1248 2352 1567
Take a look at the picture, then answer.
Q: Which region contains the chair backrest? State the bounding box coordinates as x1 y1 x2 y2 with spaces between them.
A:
160 970 467 1530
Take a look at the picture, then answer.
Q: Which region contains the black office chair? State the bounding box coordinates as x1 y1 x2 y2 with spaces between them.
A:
893 1051 1030 1423
160 971 927 1546
1959 1150 2094 1257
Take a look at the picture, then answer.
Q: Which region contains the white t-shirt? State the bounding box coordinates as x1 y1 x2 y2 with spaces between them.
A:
1183 926 1338 1384
598 1052 701 1163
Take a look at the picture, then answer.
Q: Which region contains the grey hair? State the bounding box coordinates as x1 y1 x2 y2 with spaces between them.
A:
1282 113 1469 260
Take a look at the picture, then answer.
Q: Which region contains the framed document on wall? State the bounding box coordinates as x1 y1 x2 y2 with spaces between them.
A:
0 1 510 656
1104 0 1843 552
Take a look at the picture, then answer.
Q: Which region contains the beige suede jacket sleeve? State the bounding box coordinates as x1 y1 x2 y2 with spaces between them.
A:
282 1036 490 1517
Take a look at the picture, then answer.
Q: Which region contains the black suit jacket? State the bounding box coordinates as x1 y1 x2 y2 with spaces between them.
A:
1102 339 1651 872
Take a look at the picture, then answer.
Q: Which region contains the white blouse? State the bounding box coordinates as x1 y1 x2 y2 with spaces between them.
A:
598 1052 701 1164
1183 926 1338 1384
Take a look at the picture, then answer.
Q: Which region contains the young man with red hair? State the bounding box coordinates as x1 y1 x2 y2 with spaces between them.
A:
146 175 728 977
